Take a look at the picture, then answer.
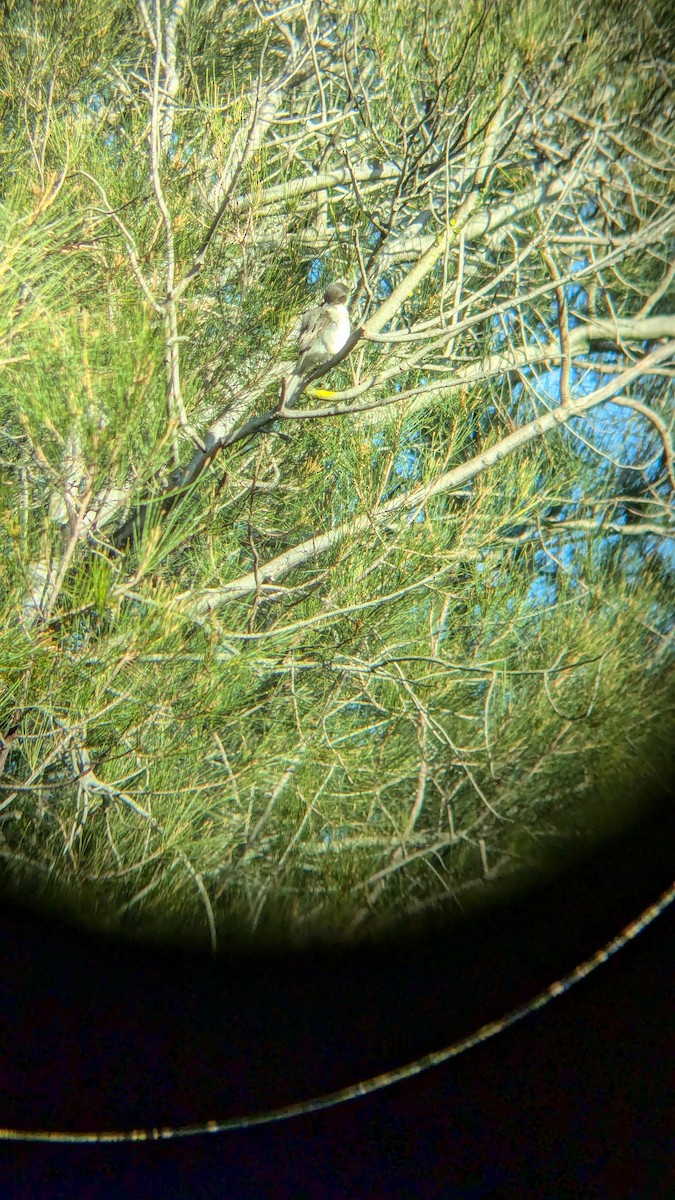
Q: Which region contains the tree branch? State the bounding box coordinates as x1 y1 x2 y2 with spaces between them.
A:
181 340 675 615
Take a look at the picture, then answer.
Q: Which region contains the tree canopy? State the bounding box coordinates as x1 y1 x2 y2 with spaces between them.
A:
1 0 673 948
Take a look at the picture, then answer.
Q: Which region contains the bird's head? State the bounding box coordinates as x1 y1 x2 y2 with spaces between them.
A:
323 281 349 305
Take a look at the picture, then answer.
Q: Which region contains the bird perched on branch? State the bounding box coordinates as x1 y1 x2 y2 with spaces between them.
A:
283 281 350 407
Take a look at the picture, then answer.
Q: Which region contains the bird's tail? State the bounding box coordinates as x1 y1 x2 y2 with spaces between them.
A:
281 372 305 408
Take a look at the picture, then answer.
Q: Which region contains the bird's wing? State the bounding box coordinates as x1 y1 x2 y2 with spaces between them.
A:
297 305 324 354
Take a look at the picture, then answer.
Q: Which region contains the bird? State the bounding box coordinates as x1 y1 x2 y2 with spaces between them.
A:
283 281 350 406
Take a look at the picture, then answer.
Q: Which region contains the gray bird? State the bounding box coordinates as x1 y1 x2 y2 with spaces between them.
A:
284 281 350 406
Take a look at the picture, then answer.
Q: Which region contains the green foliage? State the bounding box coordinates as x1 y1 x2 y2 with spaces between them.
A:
0 0 672 948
